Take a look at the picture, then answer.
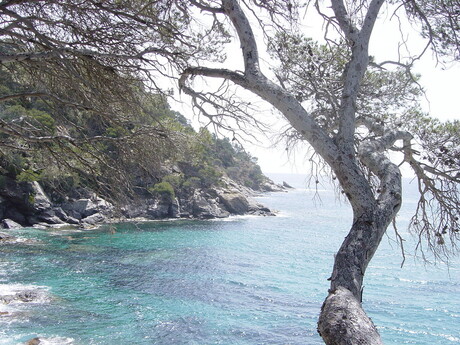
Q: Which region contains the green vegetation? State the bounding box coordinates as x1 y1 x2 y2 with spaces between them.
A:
0 66 268 204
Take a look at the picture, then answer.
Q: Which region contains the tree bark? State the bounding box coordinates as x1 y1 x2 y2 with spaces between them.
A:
318 287 383 345
317 213 393 345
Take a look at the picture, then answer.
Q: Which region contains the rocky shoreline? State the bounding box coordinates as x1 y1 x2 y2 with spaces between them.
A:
0 175 288 345
0 174 285 231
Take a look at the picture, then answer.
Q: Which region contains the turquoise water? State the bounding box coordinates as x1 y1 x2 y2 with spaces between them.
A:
1 175 459 344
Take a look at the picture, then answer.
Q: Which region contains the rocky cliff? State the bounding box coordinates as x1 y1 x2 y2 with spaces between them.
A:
0 172 284 230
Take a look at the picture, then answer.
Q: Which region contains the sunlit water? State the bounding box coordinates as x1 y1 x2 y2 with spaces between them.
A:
1 174 459 344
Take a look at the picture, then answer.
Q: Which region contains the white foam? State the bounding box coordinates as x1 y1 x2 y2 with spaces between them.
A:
30 337 75 345
0 283 51 305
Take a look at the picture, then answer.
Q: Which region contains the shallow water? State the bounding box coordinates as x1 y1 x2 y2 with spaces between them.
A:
1 176 459 344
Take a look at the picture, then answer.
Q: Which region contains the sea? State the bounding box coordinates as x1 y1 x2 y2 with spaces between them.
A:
0 173 459 345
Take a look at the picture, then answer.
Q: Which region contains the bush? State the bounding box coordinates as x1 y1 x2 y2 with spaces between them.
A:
148 181 175 201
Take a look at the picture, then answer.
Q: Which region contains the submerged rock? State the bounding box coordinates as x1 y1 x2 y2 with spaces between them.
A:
24 338 41 345
0 231 14 241
0 286 50 305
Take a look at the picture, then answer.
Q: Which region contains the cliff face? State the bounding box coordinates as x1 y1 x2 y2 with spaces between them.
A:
0 170 284 230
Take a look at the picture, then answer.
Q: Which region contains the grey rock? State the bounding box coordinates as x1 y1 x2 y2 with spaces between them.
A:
0 196 6 219
1 218 22 229
16 290 41 303
170 198 181 218
30 181 52 211
121 203 147 219
192 193 229 219
282 181 294 189
4 207 26 225
81 212 107 226
219 193 250 215
147 200 171 218
1 289 46 304
52 207 80 224
62 196 113 219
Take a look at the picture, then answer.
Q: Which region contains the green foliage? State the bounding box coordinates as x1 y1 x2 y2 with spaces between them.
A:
182 176 201 191
198 165 222 188
16 169 42 183
162 174 184 190
105 126 128 138
148 181 175 201
0 64 268 203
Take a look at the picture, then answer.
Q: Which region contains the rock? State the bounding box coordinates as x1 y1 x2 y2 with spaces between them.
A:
170 197 181 218
4 207 26 225
0 176 29 204
24 337 41 345
0 231 14 241
147 200 171 218
30 181 52 211
81 212 107 226
1 289 41 304
0 311 8 316
16 290 41 303
282 181 294 189
62 196 112 219
191 192 230 219
35 209 65 225
0 196 6 220
121 202 145 219
52 207 79 224
1 218 22 229
219 193 250 215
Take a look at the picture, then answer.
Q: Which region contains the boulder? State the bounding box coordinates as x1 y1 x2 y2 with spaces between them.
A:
147 200 171 218
52 207 80 224
24 337 41 345
16 290 41 303
62 196 112 219
35 209 65 225
282 181 294 189
1 218 22 229
191 193 230 219
81 212 107 226
0 196 6 219
0 288 45 304
219 193 250 215
30 181 52 211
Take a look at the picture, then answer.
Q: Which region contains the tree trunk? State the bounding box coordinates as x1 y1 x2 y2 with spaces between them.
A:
317 211 394 345
318 287 382 345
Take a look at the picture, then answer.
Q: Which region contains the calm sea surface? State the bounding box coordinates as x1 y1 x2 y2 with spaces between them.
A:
1 174 459 344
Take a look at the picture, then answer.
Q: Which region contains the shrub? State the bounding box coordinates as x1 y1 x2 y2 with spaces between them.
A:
148 181 175 201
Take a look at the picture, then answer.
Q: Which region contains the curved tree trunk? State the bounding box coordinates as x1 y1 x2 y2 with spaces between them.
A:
318 287 382 345
317 210 397 345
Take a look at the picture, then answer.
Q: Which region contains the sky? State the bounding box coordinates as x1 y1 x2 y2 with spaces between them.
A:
172 3 460 175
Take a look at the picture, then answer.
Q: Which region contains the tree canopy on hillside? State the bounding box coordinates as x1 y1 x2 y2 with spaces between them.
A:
1 1 459 344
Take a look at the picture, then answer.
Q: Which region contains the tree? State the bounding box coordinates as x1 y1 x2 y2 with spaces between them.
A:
1 0 459 344
0 0 198 200
177 1 460 344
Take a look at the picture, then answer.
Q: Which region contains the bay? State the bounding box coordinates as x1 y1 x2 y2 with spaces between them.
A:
0 174 459 344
